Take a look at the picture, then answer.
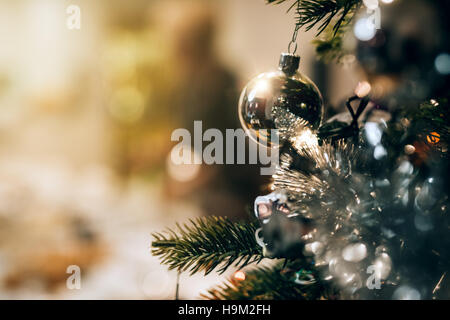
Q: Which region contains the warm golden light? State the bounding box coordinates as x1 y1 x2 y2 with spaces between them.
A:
354 81 372 98
166 148 202 182
427 132 440 145
248 79 270 102
233 270 246 281
291 128 319 150
404 144 416 155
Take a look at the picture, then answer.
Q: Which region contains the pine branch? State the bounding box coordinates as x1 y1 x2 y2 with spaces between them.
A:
202 261 334 300
312 15 351 62
267 0 361 36
402 98 450 157
151 216 263 275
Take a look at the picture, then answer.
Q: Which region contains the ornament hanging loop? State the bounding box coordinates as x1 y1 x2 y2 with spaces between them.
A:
287 24 300 54
287 2 301 54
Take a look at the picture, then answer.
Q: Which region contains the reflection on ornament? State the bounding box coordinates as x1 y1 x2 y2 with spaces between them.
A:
254 190 291 223
426 132 440 144
239 53 323 147
254 228 266 249
254 189 314 258
256 203 272 220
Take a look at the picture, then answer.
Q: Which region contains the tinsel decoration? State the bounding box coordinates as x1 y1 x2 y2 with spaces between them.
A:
255 98 450 299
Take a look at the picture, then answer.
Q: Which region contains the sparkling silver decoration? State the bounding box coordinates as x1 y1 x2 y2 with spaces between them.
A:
342 243 368 262
254 190 313 258
255 117 450 299
238 53 323 147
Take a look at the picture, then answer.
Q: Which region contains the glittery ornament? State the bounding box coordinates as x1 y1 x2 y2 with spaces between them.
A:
254 190 314 258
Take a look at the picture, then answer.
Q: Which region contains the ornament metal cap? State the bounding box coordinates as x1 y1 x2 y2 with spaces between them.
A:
278 53 300 76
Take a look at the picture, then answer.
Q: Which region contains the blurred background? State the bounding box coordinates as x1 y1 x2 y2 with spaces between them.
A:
0 0 447 299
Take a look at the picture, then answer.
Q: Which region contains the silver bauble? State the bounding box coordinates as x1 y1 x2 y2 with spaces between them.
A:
238 53 324 147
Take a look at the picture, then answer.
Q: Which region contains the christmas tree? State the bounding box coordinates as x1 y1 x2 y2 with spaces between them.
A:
152 0 450 300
